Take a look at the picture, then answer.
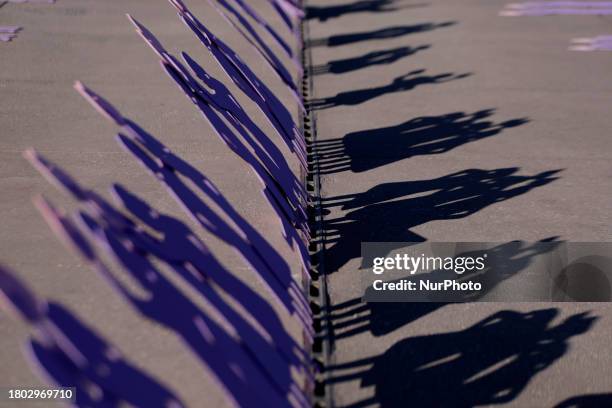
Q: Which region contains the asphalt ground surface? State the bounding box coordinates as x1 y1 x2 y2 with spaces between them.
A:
306 0 612 407
1 0 611 407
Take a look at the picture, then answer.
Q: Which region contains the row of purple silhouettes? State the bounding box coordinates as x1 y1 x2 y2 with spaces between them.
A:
2 0 312 404
169 0 308 168
125 14 312 272
500 1 612 16
4 129 313 406
74 82 312 330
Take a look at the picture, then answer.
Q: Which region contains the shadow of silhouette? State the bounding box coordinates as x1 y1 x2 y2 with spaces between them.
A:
309 69 471 110
306 0 427 21
555 393 612 408
312 45 430 76
327 240 562 340
321 167 561 273
308 22 455 48
328 309 596 408
314 109 528 173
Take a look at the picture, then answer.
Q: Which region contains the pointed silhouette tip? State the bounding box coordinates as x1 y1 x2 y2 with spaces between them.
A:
73 80 84 91
22 148 38 163
126 14 140 30
73 80 92 101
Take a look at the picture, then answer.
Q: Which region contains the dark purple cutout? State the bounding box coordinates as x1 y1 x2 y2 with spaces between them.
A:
169 0 308 164
0 264 185 408
231 0 294 59
5 0 313 402
25 165 311 406
209 0 299 90
74 83 312 319
125 18 311 248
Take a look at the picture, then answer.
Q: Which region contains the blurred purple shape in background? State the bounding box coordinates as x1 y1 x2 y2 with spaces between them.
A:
0 26 22 42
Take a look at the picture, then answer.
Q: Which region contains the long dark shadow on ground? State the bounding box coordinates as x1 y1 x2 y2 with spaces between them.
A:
555 393 612 408
303 5 595 408
314 109 527 173
309 69 471 110
308 22 455 48
326 308 597 408
306 0 428 21
327 239 563 340
312 45 430 76
320 167 561 274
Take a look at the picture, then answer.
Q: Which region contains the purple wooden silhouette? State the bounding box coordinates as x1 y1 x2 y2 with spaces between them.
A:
125 17 310 243
570 35 612 51
0 26 22 33
180 52 307 207
127 14 304 201
0 264 185 408
110 185 312 367
4 0 312 404
267 0 305 31
0 26 22 42
27 118 312 332
74 81 312 312
25 142 315 360
32 197 302 407
182 54 312 272
230 0 294 59
501 2 612 15
168 0 308 166
25 145 311 342
23 163 312 406
118 131 311 324
508 1 612 7
208 0 301 89
503 8 612 15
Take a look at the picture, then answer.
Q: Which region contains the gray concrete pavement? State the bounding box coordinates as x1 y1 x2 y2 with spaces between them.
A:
0 1 304 407
306 0 612 406
2 0 612 406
